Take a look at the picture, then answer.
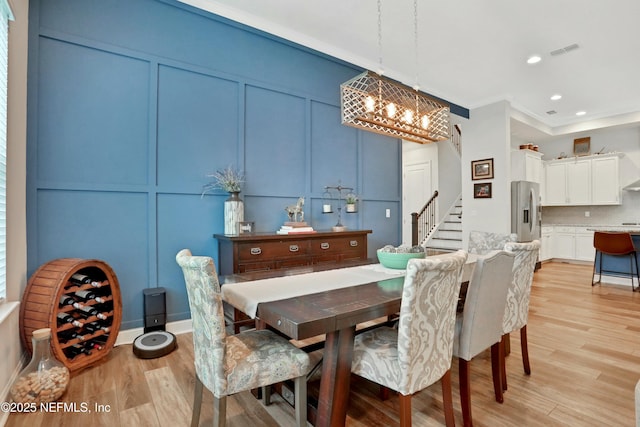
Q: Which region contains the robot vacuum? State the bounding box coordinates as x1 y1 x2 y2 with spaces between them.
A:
133 330 177 359
132 287 177 359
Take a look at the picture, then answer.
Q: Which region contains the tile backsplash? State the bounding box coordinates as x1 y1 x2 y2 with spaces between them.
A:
542 191 640 225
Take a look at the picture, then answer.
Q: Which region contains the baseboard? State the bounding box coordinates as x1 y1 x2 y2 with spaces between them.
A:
115 319 193 346
0 352 27 427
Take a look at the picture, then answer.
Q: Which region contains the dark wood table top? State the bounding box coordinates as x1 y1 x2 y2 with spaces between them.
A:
256 276 405 340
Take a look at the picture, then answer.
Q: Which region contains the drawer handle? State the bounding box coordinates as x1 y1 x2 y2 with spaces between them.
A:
250 247 262 255
350 240 358 247
320 242 330 250
289 245 299 252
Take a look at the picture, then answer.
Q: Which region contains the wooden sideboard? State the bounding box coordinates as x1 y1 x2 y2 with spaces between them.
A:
214 229 372 276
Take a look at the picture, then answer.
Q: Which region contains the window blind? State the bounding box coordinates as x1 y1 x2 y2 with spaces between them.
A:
0 1 13 302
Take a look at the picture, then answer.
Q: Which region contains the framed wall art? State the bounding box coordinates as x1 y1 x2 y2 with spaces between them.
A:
471 158 494 180
573 137 591 156
473 183 492 199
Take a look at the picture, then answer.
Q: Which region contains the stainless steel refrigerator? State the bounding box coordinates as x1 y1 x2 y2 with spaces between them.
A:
511 181 541 242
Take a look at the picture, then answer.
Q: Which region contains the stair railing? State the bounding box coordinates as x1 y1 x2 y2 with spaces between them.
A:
411 190 438 246
450 124 462 156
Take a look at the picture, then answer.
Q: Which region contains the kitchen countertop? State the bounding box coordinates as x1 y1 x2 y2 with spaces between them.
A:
543 224 640 233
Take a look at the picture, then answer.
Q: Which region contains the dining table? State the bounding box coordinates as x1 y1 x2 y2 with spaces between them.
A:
220 253 477 427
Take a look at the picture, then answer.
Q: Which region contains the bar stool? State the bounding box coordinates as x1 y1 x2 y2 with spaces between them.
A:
592 232 640 291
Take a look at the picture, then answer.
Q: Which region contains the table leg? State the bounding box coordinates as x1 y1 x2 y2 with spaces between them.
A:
315 325 356 427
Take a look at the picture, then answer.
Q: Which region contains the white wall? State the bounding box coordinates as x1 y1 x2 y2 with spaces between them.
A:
461 101 512 248
2 0 30 417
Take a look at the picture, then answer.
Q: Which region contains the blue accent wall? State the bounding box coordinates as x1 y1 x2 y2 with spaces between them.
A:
27 0 408 329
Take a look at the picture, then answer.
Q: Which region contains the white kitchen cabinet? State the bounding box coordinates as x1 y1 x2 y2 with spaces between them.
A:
512 149 543 183
553 226 576 259
543 153 621 206
566 159 591 205
540 226 553 261
574 227 595 261
591 156 620 204
547 225 595 261
545 163 568 205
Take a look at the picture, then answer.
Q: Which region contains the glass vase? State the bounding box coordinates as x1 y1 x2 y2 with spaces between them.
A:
10 328 69 404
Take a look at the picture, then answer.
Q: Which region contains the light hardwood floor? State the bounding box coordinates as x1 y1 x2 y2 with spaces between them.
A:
7 261 640 426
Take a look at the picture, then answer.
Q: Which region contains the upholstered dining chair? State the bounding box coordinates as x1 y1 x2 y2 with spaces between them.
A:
501 240 540 391
176 249 311 427
351 250 468 427
468 230 518 255
453 250 515 427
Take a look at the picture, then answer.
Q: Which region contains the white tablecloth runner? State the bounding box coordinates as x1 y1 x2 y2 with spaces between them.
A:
222 257 476 319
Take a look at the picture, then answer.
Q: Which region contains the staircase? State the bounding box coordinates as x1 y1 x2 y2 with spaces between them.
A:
423 195 463 252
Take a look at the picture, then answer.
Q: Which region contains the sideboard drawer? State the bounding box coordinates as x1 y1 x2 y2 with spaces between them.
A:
237 240 310 262
310 236 365 256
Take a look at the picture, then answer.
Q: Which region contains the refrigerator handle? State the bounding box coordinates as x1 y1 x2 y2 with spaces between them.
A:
529 188 537 233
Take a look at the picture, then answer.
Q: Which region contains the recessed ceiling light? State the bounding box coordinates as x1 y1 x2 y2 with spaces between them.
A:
550 94 562 101
526 55 542 64
576 111 586 116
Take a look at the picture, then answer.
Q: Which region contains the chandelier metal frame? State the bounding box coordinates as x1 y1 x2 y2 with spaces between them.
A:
340 0 450 144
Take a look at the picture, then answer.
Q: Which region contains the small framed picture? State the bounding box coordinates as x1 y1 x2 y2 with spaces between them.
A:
573 137 591 156
473 183 492 199
471 158 494 180
238 221 254 234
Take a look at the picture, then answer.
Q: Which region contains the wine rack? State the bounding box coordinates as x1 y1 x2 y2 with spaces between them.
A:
19 258 122 372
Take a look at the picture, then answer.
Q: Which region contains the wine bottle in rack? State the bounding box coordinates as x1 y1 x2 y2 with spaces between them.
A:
69 273 91 285
92 301 114 314
75 305 108 320
64 343 92 358
74 289 96 302
59 295 83 309
83 321 110 334
56 312 83 328
86 340 104 351
57 329 78 344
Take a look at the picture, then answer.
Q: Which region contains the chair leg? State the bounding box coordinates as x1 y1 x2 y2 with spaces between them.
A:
213 395 227 427
441 369 455 427
592 251 600 286
191 375 204 427
459 359 473 427
398 393 413 427
634 255 640 292
521 326 531 375
262 385 271 406
294 376 307 427
379 385 391 401
491 342 504 403
500 335 508 392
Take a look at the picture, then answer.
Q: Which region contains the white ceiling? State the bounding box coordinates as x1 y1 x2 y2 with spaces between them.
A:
179 0 640 141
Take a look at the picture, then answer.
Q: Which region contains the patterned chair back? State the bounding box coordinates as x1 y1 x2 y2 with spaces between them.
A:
468 230 517 255
396 249 467 395
502 240 540 334
176 249 228 396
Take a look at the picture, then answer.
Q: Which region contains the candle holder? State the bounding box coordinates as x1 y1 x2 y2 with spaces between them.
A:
323 183 357 232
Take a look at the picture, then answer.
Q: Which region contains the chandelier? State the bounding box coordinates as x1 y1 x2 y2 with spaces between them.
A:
340 0 450 144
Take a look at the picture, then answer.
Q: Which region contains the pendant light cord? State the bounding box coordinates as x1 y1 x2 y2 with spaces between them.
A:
413 0 419 91
377 0 383 75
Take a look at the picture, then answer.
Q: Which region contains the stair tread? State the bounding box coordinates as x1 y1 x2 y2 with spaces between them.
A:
431 237 463 242
438 228 462 232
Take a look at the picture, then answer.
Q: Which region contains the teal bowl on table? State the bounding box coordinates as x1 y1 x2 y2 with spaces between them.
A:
376 249 426 269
